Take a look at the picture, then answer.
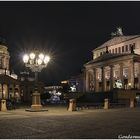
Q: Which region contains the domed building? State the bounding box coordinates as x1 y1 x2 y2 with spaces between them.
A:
0 40 20 102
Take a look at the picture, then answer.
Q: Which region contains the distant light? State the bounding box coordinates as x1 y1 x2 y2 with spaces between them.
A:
61 80 68 84
128 83 131 86
56 92 62 96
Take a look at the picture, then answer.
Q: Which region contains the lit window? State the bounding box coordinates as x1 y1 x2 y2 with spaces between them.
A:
114 70 119 78
105 71 110 79
123 68 128 77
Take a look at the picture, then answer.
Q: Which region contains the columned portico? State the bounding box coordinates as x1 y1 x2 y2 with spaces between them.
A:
84 52 140 92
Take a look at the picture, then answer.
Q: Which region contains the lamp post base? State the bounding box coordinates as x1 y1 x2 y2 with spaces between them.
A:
25 91 48 112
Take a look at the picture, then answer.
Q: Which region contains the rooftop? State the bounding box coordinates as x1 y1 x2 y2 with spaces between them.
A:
93 27 140 51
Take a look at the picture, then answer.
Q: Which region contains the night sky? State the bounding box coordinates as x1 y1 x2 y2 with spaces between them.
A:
0 1 140 85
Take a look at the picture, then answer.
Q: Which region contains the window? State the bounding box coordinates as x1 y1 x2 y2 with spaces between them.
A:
115 48 117 53
105 71 110 79
112 49 114 54
123 68 128 77
126 45 128 52
129 44 132 51
114 70 119 78
100 52 102 56
118 47 121 53
97 73 101 81
122 46 124 52
133 43 136 49
96 53 98 57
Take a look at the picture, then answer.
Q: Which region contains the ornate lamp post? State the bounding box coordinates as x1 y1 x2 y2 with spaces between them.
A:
23 52 50 111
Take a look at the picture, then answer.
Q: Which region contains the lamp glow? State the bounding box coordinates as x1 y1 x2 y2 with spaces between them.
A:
30 53 35 60
44 55 50 64
39 53 44 60
37 59 43 65
22 50 51 111
23 54 29 63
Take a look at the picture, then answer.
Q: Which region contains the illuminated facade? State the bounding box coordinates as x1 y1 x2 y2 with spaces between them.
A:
0 43 20 101
84 28 140 92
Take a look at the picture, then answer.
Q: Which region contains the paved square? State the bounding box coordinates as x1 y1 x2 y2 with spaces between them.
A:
0 106 140 139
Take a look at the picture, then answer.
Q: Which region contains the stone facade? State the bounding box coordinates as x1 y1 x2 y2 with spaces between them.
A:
0 43 20 102
84 28 140 93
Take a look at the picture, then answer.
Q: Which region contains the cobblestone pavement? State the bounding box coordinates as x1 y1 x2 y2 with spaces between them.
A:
0 106 140 139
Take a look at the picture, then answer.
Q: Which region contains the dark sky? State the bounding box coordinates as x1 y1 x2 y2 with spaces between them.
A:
0 1 140 85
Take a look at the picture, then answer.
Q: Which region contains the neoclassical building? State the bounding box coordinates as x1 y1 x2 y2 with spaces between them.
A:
0 42 20 101
84 28 140 93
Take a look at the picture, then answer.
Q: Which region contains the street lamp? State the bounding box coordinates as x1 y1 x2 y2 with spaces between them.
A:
23 52 50 111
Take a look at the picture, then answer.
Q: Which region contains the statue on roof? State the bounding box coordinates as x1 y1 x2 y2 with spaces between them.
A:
116 27 123 36
106 46 109 54
130 44 135 54
111 27 123 37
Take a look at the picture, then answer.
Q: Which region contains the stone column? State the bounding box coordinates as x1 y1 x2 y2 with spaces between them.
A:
130 60 134 89
85 70 89 92
119 63 124 89
139 63 140 89
1 84 7 111
110 65 114 90
1 84 3 99
93 68 96 92
7 84 10 99
13 84 15 98
101 67 105 92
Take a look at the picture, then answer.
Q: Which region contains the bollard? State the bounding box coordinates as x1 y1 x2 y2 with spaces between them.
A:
68 99 76 111
1 99 7 111
104 98 109 109
130 98 134 108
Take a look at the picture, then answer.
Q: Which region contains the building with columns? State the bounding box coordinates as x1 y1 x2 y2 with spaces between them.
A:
0 42 20 102
84 28 140 93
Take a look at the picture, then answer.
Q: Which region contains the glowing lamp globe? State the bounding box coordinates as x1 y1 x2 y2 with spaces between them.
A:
30 53 35 60
39 53 44 60
37 59 43 65
44 55 50 64
23 54 29 63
